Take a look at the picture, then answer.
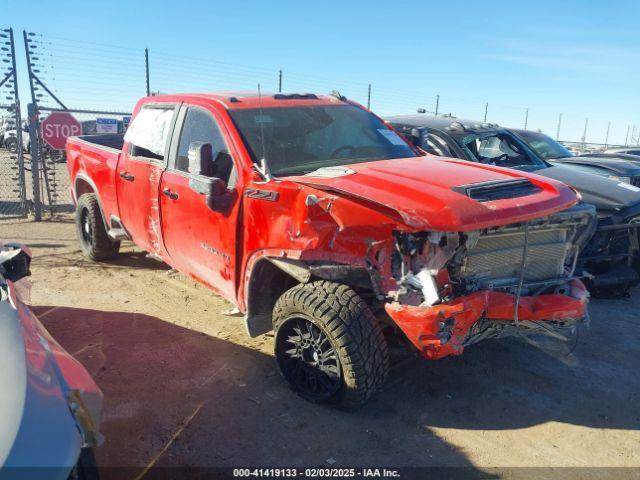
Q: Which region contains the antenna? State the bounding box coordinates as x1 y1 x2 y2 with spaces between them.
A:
255 83 272 181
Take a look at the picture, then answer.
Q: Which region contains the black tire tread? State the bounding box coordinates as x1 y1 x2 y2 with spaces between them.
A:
76 193 120 261
273 280 389 407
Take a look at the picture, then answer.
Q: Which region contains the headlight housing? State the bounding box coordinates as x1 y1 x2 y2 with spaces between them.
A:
609 175 631 184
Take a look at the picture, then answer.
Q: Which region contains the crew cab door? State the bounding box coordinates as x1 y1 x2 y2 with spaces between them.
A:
159 105 240 301
116 104 178 256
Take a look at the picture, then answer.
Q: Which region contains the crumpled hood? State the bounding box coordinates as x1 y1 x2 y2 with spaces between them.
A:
537 166 640 212
287 157 578 231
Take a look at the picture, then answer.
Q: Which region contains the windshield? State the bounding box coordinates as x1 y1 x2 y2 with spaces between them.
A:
516 130 574 160
229 105 416 176
453 131 548 172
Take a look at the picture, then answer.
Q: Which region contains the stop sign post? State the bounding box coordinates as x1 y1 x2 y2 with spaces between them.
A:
41 112 82 150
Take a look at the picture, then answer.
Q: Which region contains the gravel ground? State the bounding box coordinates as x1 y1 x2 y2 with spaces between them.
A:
2 215 640 479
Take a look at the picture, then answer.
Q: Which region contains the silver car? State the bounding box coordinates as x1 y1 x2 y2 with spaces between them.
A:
0 244 103 480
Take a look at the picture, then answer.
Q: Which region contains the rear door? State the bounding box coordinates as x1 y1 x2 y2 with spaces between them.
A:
116 104 178 256
159 104 240 301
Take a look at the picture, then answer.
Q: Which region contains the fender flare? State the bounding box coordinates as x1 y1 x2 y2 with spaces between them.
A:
242 254 375 338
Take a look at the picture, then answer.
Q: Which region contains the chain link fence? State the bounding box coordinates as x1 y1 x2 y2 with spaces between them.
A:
22 31 132 220
24 107 130 220
0 28 27 218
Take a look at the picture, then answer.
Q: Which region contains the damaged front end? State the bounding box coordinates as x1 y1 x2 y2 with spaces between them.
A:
384 203 596 359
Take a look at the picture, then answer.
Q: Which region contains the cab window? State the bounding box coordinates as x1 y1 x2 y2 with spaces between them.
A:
124 106 174 161
175 107 235 186
461 133 544 171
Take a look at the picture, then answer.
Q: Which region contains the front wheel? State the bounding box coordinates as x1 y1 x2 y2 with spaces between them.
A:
76 193 120 261
273 281 389 408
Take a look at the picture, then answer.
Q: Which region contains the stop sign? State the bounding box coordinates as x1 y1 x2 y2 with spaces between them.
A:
41 112 82 150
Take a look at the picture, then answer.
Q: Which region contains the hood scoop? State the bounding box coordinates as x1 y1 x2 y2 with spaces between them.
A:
452 179 542 202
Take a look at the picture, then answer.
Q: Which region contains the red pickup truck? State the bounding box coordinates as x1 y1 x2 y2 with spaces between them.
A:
67 92 595 406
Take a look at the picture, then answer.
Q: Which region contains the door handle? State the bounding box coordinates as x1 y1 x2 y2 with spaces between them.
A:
119 171 135 181
162 188 179 200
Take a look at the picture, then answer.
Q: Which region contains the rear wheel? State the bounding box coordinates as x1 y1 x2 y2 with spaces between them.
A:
76 193 120 261
50 149 66 163
273 281 389 408
5 137 18 153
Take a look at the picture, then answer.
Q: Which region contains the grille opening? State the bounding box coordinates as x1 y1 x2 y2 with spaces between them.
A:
460 227 570 288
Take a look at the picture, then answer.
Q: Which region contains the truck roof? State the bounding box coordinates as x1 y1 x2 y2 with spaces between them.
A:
143 92 350 110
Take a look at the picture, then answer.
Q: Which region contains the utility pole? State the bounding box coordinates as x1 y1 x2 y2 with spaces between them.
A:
625 125 630 146
604 122 611 149
145 48 150 96
435 94 440 116
278 70 282 93
556 113 562 140
367 84 371 109
524 108 529 130
483 102 488 123
581 118 589 152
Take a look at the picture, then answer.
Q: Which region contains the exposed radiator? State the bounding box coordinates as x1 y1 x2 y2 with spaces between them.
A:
461 227 570 288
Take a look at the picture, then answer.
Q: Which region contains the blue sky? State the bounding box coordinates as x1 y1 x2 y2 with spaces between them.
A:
3 0 640 144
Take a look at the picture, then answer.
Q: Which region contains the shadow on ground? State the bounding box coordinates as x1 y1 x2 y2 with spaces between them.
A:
34 295 640 477
106 251 171 271
36 306 495 478
29 249 171 273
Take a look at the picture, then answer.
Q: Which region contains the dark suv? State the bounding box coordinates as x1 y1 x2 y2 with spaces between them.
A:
510 129 640 187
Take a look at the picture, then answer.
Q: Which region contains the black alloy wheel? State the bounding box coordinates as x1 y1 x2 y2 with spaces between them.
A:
275 315 342 402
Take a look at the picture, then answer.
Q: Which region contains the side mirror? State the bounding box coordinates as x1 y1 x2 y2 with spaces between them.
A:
189 176 234 213
188 141 214 177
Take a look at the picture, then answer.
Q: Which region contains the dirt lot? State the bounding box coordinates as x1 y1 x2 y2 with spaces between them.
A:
2 215 640 478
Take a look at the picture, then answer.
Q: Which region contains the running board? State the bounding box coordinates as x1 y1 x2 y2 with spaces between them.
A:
108 216 130 240
107 228 129 240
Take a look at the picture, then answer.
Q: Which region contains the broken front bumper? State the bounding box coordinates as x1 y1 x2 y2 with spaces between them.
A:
385 279 588 360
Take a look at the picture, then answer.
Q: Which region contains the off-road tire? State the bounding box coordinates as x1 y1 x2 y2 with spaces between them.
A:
76 193 120 261
273 281 389 408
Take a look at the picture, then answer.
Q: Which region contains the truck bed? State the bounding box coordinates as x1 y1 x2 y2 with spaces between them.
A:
73 134 125 152
66 134 124 222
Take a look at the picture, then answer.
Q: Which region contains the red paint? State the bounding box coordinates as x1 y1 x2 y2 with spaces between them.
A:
42 112 81 150
67 92 585 360
115 157 165 256
159 170 240 300
385 279 588 360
